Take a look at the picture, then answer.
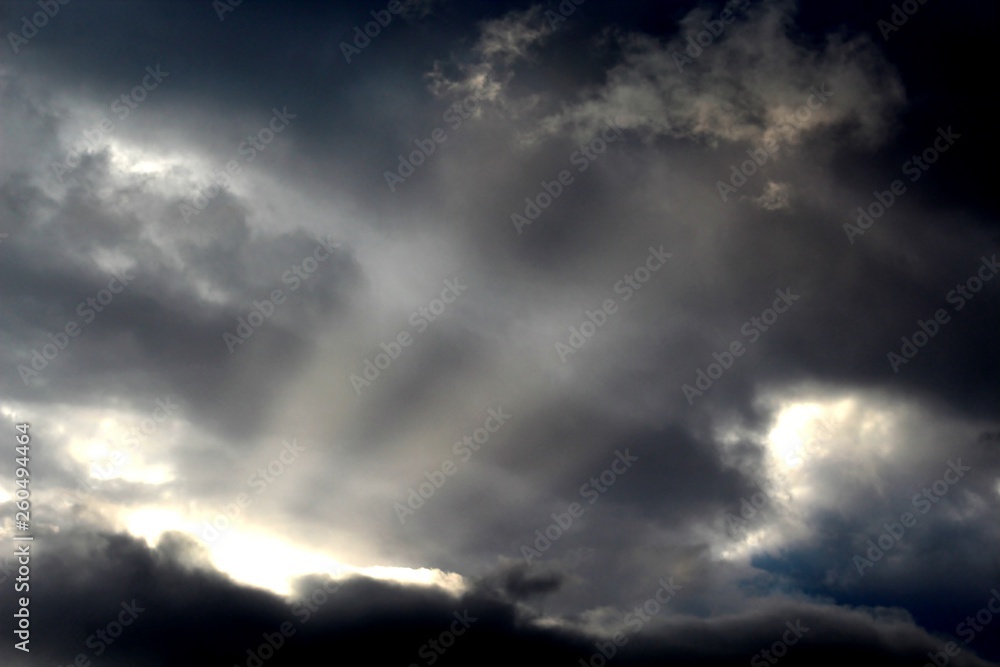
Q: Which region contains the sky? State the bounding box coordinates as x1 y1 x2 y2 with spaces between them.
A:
1 0 998 664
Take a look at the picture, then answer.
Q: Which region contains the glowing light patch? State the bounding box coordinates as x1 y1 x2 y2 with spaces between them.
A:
347 565 466 596
118 464 174 485
207 531 467 597
65 416 130 477
207 530 346 595
712 391 865 562
766 402 825 469
761 395 857 480
191 278 231 306
90 245 139 278
120 508 467 599
106 139 180 177
123 507 195 546
715 509 790 562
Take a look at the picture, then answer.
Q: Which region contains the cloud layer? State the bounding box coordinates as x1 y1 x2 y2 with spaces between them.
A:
1 0 998 664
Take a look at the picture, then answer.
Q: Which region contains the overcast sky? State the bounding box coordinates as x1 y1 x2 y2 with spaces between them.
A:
1 0 999 664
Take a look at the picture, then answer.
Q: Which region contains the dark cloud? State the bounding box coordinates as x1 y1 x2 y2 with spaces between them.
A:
2 528 997 666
